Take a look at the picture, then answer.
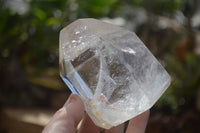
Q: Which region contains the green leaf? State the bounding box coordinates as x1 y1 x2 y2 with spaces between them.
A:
34 8 46 21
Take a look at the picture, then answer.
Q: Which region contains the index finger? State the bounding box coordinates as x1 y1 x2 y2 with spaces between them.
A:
126 110 150 133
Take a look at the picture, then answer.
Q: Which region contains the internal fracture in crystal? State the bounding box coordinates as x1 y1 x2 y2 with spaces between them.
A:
59 18 171 129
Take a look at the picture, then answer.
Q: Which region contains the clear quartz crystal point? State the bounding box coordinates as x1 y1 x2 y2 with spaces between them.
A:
59 18 171 129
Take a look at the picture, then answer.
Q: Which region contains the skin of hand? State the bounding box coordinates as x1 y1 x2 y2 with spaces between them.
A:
42 94 150 133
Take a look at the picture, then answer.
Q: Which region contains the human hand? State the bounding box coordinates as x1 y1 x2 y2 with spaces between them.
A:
42 94 149 133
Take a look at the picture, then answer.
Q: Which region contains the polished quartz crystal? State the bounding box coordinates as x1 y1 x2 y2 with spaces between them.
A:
59 18 171 129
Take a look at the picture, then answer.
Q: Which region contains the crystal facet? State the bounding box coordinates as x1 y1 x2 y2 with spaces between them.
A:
59 18 171 129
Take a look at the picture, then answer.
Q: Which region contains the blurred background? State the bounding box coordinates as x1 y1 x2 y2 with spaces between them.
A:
0 0 200 132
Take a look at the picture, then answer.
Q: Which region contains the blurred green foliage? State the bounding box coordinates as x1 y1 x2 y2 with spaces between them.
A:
0 0 200 115
77 0 120 17
131 0 182 15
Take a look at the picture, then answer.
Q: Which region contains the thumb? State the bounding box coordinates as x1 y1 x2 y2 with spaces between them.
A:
42 94 85 133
